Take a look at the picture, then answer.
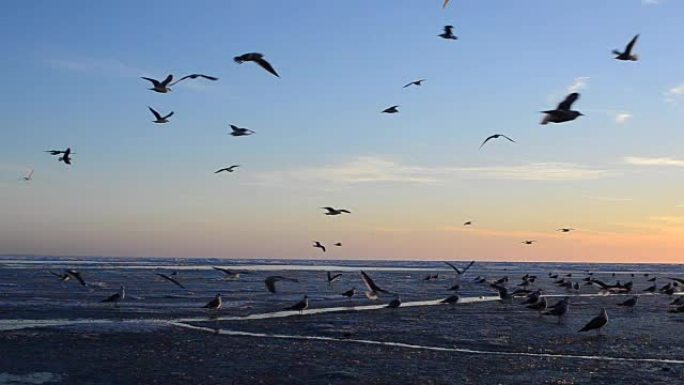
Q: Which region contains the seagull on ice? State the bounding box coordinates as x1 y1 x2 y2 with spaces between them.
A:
386 297 402 308
540 92 583 125
284 295 309 313
141 74 174 93
542 297 569 323
440 295 460 304
148 107 173 123
202 293 222 310
234 53 279 77
613 34 639 61
618 296 638 308
579 308 609 335
341 287 356 299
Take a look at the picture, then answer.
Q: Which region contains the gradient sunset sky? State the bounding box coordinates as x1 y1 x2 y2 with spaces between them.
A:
2 0 684 263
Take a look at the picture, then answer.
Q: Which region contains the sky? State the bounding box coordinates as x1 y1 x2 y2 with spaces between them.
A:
1 0 684 263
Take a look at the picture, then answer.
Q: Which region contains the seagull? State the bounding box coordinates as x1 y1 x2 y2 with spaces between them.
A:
618 296 638 308
386 297 402 308
264 276 299 293
327 272 342 284
403 79 425 88
444 261 475 276
45 150 66 155
170 74 219 86
284 295 309 313
613 34 639 61
557 228 575 233
463 221 472 226
341 288 356 299
313 241 326 252
447 283 460 291
526 297 548 314
521 290 543 305
647 276 657 282
361 271 390 299
438 25 458 40
541 92 583 125
156 273 185 289
542 297 569 323
22 169 34 181
579 308 609 335
334 242 343 247
643 283 657 293
49 271 70 282
65 269 87 286
492 284 513 303
479 134 515 149
215 165 240 174
671 297 684 306
212 266 241 279
101 286 125 306
321 207 351 216
141 74 174 93
441 295 460 304
148 107 174 124
229 124 255 137
234 53 279 77
202 293 222 310
382 105 399 114
56 148 73 165
522 240 536 245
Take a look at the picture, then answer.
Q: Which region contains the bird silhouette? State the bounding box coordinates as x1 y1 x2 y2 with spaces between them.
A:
170 74 219 86
438 25 458 40
141 74 173 93
313 241 326 252
382 105 399 114
360 271 390 299
403 79 425 88
613 34 639 61
234 53 279 77
321 207 351 216
479 134 516 149
229 124 255 137
579 308 608 335
148 107 173 123
202 293 222 309
541 93 583 125
284 295 309 313
215 165 240 174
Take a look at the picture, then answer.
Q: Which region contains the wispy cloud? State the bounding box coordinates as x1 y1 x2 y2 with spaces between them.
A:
567 76 589 93
252 156 611 188
624 156 684 167
665 84 684 104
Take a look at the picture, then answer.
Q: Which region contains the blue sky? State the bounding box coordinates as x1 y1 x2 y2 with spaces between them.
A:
2 0 684 262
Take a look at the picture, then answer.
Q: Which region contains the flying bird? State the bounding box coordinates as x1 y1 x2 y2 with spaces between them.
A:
438 25 458 40
334 242 343 247
613 34 639 61
327 272 342 284
65 269 87 286
202 293 222 310
321 207 351 216
49 148 73 165
23 169 34 181
284 295 309 313
479 134 515 149
463 221 472 226
141 74 174 93
382 105 399 114
49 271 70 282
234 53 279 77
229 124 255 137
45 150 66 155
148 107 173 123
557 228 575 233
360 271 390 299
101 286 125 306
444 260 475 275
541 93 583 125
212 266 241 279
579 308 609 335
170 74 219 86
264 276 299 293
156 273 185 289
313 241 326 253
522 240 536 245
403 79 425 88
215 165 240 174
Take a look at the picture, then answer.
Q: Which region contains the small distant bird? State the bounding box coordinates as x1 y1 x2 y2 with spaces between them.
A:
45 150 66 155
327 272 342 284
361 271 390 299
557 228 575 233
542 297 569 323
65 269 87 286
156 273 185 289
541 93 583 125
444 260 475 276
572 282 580 291
341 287 356 298
202 293 222 310
463 221 472 226
403 79 425 88
423 274 439 281
522 240 536 245
215 165 240 174
313 241 326 253
170 74 219 86
284 295 309 313
264 276 299 293
613 34 639 61
438 25 458 40
334 242 343 247
382 105 399 114
579 308 609 335
479 134 515 149
148 106 173 123
229 124 255 137
447 283 460 291
141 74 174 93
57 148 73 165
212 266 241 279
23 169 34 181
386 297 402 308
101 285 125 306
234 53 279 77
618 296 638 308
321 207 351 216
441 295 460 304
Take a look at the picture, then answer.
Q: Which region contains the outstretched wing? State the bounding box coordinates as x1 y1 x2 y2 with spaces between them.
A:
624 34 639 55
255 58 280 77
141 77 160 87
148 107 162 120
162 111 174 120
501 135 516 143
160 74 174 86
360 271 389 293
479 135 495 149
557 93 579 111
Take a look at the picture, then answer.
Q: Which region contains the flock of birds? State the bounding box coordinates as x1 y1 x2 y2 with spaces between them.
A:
47 257 684 337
